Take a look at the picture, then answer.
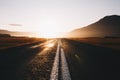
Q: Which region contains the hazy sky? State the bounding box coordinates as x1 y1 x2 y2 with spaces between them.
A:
0 0 120 37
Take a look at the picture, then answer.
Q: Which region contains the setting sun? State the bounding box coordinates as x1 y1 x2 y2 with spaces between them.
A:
37 16 61 38
37 25 60 38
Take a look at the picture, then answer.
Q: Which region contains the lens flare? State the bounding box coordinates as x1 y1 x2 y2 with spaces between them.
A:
46 43 54 47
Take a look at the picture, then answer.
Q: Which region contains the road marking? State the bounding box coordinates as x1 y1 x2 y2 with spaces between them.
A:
50 40 71 80
61 48 71 80
50 41 60 80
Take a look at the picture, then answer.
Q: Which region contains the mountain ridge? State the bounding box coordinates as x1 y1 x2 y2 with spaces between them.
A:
0 29 38 37
65 15 120 38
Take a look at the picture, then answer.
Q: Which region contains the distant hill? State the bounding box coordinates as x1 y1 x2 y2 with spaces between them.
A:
0 34 11 37
0 30 38 37
65 15 120 38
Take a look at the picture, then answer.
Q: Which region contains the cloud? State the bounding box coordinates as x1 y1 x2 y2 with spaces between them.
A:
8 24 22 26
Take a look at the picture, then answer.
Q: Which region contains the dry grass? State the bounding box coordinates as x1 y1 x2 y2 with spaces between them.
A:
68 38 120 51
0 37 46 49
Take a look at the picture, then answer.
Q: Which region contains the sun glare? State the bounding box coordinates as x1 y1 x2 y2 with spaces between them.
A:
37 29 59 38
37 25 60 38
46 43 54 47
36 16 62 38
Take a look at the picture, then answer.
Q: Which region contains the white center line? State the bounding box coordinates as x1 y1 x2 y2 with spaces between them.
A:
50 41 60 80
50 40 71 80
61 48 71 80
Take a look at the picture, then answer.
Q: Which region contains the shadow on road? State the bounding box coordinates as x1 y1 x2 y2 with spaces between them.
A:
62 39 120 80
0 43 42 80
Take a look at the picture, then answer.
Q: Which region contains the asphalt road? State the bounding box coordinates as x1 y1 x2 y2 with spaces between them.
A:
0 39 57 80
0 38 120 80
50 39 71 80
62 39 120 80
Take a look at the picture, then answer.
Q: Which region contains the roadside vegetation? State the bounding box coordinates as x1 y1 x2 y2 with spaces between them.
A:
0 37 46 49
68 37 120 51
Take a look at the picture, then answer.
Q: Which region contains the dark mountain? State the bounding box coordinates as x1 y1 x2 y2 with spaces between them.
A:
65 15 120 38
0 34 11 37
0 30 38 37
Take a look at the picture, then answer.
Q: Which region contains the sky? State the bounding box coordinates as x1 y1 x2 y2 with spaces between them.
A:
0 0 120 37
